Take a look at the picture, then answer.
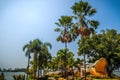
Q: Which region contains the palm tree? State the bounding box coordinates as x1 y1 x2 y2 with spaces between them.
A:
57 49 67 70
51 57 59 71
74 58 83 79
71 0 99 79
67 51 74 78
23 41 32 79
55 16 73 78
38 42 52 76
23 39 52 79
55 16 73 49
56 49 74 78
30 39 42 80
71 0 99 37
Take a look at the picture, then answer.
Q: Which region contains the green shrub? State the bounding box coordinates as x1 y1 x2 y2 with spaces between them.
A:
36 75 48 80
0 73 5 80
13 74 25 80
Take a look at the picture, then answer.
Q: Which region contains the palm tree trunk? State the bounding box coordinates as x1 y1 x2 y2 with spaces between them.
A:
26 54 30 79
83 49 86 80
33 53 37 80
81 37 86 80
38 55 40 77
72 66 74 80
65 42 68 79
38 67 40 78
65 42 67 50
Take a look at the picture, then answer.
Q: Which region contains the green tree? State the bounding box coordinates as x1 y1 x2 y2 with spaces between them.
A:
71 0 99 79
55 16 73 49
67 51 74 67
71 0 99 37
51 57 59 71
78 29 120 77
38 42 52 76
74 58 83 71
24 39 52 79
29 39 42 79
56 49 74 77
56 49 68 71
67 51 74 78
23 41 32 78
55 16 74 78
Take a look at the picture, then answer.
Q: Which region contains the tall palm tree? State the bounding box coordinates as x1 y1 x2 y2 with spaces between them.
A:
23 41 32 79
71 0 99 79
71 0 99 37
55 16 73 78
38 42 52 76
30 39 42 80
23 39 52 79
55 16 73 49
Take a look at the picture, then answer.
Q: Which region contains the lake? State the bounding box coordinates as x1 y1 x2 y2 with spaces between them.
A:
0 72 26 80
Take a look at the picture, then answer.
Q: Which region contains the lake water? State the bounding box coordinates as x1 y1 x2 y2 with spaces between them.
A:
0 72 26 80
0 71 120 80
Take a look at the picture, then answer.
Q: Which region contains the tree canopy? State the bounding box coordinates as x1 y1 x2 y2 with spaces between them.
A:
78 29 120 76
71 0 99 38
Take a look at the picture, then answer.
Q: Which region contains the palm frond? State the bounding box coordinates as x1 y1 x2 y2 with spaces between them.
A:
85 5 91 15
23 44 29 51
81 20 87 27
57 36 61 41
88 9 96 16
54 28 61 32
90 28 95 34
44 42 52 49
89 20 99 29
55 22 61 27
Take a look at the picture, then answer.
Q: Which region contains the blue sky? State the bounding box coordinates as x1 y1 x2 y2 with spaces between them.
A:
0 0 120 69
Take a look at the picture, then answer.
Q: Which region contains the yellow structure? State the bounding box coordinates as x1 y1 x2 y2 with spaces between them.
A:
90 57 108 78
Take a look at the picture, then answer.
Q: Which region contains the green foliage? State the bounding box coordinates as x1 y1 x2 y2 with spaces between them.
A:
54 28 61 32
48 48 75 72
78 29 120 76
74 58 83 71
23 39 52 79
56 49 74 68
38 42 52 70
23 41 32 57
71 1 96 17
13 75 25 80
71 0 99 38
36 75 49 80
88 20 99 29
55 16 73 27
55 16 74 43
0 73 4 80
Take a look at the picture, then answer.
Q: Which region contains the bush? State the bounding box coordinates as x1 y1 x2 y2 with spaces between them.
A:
13 75 25 80
36 75 48 80
0 72 5 80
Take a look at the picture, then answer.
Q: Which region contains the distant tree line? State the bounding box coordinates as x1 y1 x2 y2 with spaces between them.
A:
0 68 26 72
